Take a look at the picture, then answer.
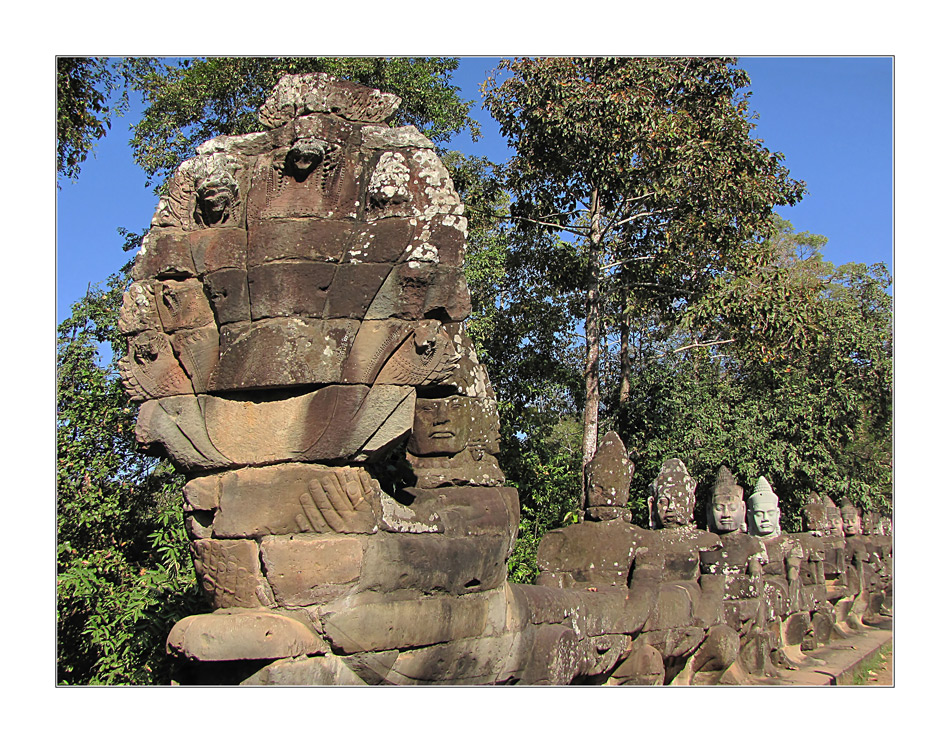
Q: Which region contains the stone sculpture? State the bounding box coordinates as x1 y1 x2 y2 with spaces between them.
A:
706 466 746 535
120 72 892 686
747 477 803 609
700 468 767 639
122 72 528 684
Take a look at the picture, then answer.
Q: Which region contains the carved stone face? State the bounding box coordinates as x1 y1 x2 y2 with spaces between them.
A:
196 174 238 226
804 491 828 533
649 458 696 529
827 509 844 537
287 138 327 179
749 502 780 537
408 396 472 456
652 489 694 528
709 495 745 534
841 507 862 537
368 152 410 207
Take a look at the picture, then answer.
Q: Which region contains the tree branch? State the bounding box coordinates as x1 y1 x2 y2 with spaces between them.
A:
611 207 675 230
663 338 736 356
510 214 587 236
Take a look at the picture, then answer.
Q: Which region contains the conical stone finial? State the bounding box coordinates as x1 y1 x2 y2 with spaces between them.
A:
713 466 742 498
587 431 633 508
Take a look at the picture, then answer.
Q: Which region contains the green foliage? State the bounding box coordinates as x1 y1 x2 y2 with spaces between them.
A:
616 220 893 528
482 56 807 479
56 58 156 184
130 57 480 188
56 269 202 684
503 418 585 583
452 151 586 579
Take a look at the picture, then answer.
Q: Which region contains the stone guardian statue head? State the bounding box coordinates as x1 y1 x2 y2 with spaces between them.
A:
648 458 697 529
839 498 862 536
706 466 745 534
747 476 781 537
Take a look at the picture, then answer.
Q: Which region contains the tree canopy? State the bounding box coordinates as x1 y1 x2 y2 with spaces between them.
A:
482 57 806 502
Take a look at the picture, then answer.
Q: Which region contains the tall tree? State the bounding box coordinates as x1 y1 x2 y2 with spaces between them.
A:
483 57 805 507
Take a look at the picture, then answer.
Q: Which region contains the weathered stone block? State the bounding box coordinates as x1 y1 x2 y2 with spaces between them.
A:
519 624 583 685
247 219 353 266
642 581 700 631
133 228 198 280
341 319 458 386
212 464 381 538
188 226 248 275
119 331 194 401
323 263 393 319
691 624 740 673
247 260 336 319
154 278 216 333
319 589 504 654
214 318 358 390
388 634 519 685
585 506 632 522
586 431 634 508
361 125 435 151
359 533 509 595
350 219 415 263
169 324 220 393
610 640 664 685
426 217 466 267
183 475 221 512
203 268 250 325
363 261 435 320
638 626 705 662
191 538 273 609
167 609 326 661
536 520 639 588
423 266 471 322
135 396 230 471
246 138 361 222
260 534 364 607
783 611 811 646
258 73 400 129
242 654 367 685
202 386 415 464
118 281 163 336
392 487 519 543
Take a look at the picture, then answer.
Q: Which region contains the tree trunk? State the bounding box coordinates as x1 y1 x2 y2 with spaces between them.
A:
619 281 631 407
581 186 603 511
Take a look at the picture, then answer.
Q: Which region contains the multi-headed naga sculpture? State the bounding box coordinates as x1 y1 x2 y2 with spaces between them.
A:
121 74 891 685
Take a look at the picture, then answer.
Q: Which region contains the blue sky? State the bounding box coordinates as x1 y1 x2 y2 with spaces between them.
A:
55 57 894 324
